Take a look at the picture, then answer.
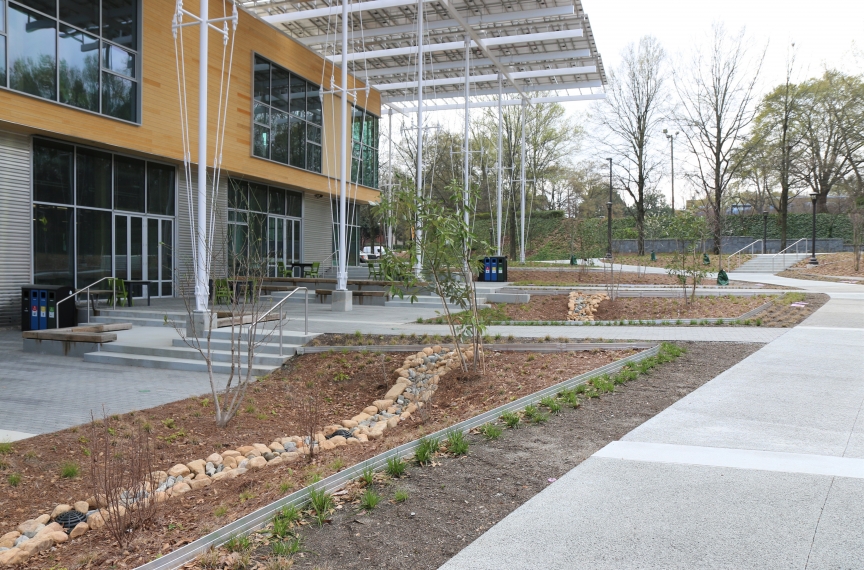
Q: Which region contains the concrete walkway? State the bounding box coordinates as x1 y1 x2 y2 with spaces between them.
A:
441 276 864 569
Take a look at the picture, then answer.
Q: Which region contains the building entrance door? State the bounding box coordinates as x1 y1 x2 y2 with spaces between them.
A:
115 215 173 297
267 216 301 276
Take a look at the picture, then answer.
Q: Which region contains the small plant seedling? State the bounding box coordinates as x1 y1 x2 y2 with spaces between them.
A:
445 430 469 456
479 423 503 440
7 473 21 486
278 505 301 525
0 442 13 455
329 458 345 471
60 462 80 478
540 396 562 414
359 488 381 511
272 514 291 538
271 536 303 557
500 411 521 429
213 505 228 517
417 317 424 323
308 486 334 518
360 464 375 486
239 490 256 502
414 436 440 465
385 456 407 477
333 371 350 382
225 534 252 553
279 481 291 494
161 418 176 429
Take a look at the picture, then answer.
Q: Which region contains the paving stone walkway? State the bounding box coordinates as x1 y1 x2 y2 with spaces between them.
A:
441 276 864 569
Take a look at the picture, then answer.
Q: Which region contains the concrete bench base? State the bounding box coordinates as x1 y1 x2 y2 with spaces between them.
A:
23 338 104 357
315 289 387 307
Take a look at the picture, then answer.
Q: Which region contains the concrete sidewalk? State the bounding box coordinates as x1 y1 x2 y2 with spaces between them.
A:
441 277 864 569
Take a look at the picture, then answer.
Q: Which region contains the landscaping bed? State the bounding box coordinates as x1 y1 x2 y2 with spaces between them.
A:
756 293 830 327
508 268 683 287
0 346 639 569
188 341 762 570
788 253 863 277
599 253 752 271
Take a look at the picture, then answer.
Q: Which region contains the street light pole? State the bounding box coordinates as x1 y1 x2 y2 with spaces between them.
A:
663 129 678 214
809 192 819 265
606 157 613 259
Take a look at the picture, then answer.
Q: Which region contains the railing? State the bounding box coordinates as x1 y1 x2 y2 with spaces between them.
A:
771 238 808 272
54 276 114 328
727 240 761 271
252 287 308 357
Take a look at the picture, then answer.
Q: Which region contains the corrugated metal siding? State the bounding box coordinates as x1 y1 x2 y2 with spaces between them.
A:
0 131 32 326
176 171 228 297
303 193 333 263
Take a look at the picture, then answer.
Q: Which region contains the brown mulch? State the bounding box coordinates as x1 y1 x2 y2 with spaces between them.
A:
308 333 586 347
600 253 753 272
788 252 863 277
757 293 830 327
2 348 634 569
509 268 682 286
592 295 770 321
208 341 763 570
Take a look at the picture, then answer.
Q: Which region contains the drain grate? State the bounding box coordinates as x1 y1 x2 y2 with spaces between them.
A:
55 509 87 531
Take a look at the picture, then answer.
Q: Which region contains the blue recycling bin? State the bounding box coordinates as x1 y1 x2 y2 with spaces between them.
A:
29 290 38 330
38 290 48 329
483 257 491 281
21 285 76 331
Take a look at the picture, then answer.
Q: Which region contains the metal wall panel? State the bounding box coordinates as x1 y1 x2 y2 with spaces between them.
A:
302 193 333 264
0 131 32 326
176 172 228 297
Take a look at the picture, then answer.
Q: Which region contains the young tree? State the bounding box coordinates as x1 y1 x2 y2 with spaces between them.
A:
674 24 766 255
665 212 710 303
594 35 669 256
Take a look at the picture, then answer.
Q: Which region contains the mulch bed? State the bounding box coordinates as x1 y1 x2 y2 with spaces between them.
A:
757 293 829 327
508 268 682 286
788 253 863 277
199 341 762 570
1 347 636 569
600 253 752 272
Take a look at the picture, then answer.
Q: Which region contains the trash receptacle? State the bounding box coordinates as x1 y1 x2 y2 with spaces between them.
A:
495 256 508 282
21 285 76 331
570 255 577 266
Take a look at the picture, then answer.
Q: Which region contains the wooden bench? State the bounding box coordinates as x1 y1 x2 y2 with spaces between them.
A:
314 289 387 305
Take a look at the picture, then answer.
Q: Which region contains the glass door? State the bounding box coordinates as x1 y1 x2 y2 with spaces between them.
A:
268 216 302 276
147 219 173 296
115 214 144 281
115 214 173 297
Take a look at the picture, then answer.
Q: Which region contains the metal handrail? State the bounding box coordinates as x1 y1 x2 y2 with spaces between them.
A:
771 238 808 272
727 240 761 271
252 286 308 357
55 276 115 328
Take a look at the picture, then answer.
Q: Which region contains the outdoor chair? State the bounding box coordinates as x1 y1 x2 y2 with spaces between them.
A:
368 262 385 281
104 278 128 307
213 278 232 305
304 262 320 278
277 261 289 277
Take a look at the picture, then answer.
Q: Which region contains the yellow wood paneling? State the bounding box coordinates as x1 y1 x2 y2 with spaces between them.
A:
0 0 380 203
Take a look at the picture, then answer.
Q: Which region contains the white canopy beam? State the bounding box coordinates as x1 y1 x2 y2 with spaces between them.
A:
327 28 583 63
394 92 605 112
262 0 435 24
383 79 602 103
361 49 592 77
374 65 596 90
296 5 575 45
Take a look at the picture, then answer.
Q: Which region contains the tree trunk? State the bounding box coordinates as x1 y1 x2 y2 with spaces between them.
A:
636 204 645 256
816 192 829 214
508 182 518 260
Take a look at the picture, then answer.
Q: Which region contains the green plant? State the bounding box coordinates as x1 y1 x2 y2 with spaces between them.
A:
278 505 301 525
271 536 303 557
7 473 21 486
359 488 381 511
592 374 615 393
142 422 152 433
239 490 256 502
479 423 503 440
308 486 334 517
414 436 440 465
200 398 210 408
225 534 252 553
386 456 407 477
279 481 291 494
333 371 350 382
393 488 409 503
214 505 228 517
161 418 176 429
329 458 345 471
560 388 581 408
244 404 256 414
60 462 80 478
500 411 521 429
523 405 548 424
0 442 13 455
540 396 562 414
445 430 469 456
360 464 375 486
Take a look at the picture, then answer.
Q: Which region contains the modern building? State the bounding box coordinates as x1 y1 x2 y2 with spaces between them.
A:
0 0 381 325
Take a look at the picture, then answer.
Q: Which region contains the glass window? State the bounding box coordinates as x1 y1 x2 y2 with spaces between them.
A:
307 88 322 125
307 125 321 145
268 187 285 215
102 71 136 121
307 144 321 174
103 42 134 78
249 183 268 212
59 25 99 111
101 0 136 49
289 118 305 169
0 1 5 31
0 38 5 88
147 162 175 216
253 124 269 159
271 110 289 164
76 147 112 208
161 219 172 295
76 208 112 284
253 56 269 102
286 191 302 218
229 179 248 210
271 66 289 111
59 0 99 32
16 0 55 16
113 155 145 212
34 139 74 204
8 4 57 100
253 101 269 126
289 75 305 117
33 204 74 285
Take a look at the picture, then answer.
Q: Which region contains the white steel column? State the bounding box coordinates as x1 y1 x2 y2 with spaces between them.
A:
496 73 502 255
387 107 394 249
337 0 349 293
194 0 209 312
413 0 424 277
519 98 526 263
462 35 470 228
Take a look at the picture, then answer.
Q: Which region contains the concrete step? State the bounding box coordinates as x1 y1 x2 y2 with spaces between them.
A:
90 315 180 328
735 253 809 273
207 328 316 345
83 351 277 376
98 342 293 365
385 296 490 310
172 337 301 356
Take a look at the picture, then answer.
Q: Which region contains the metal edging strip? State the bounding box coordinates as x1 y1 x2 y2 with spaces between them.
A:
297 342 655 355
134 344 660 570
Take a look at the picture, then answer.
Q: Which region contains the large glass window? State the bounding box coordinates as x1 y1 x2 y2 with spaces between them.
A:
1 0 140 122
251 54 322 173
351 107 379 188
32 138 176 289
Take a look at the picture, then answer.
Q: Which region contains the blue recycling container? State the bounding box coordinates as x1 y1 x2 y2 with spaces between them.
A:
38 290 48 329
484 257 491 281
30 290 39 330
